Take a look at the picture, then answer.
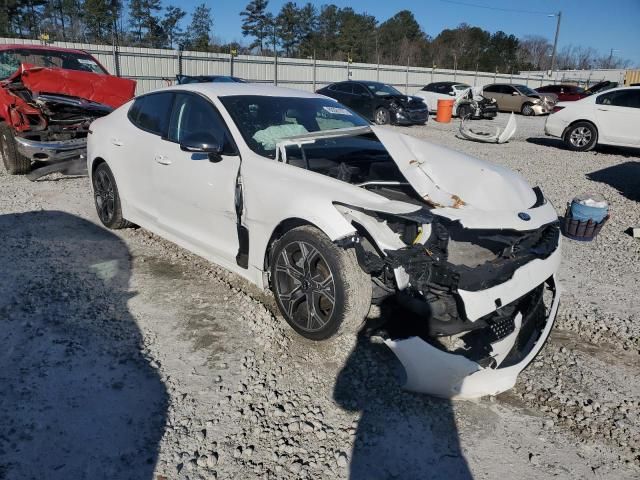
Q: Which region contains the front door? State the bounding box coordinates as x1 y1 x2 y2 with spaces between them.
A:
350 83 374 119
153 92 241 263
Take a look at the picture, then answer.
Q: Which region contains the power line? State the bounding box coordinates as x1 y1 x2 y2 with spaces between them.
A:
437 0 553 16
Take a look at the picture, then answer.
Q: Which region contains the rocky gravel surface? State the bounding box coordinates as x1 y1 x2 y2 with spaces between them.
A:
1 114 638 480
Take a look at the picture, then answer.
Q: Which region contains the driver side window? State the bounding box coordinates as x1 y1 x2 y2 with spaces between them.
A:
167 93 233 152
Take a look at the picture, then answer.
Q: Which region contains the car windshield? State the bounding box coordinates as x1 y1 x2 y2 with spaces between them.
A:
0 48 107 79
514 85 539 96
219 95 370 157
363 83 402 97
454 84 470 90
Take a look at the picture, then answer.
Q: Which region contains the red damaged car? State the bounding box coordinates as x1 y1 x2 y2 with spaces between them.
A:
0 44 136 176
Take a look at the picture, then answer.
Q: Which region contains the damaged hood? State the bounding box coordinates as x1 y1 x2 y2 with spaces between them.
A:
371 126 536 211
9 64 136 109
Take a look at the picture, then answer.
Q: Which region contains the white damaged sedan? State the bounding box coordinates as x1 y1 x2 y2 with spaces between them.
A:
87 84 561 399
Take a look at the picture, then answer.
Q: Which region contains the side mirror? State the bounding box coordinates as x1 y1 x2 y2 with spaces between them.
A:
180 137 224 162
448 91 456 96
512 91 520 96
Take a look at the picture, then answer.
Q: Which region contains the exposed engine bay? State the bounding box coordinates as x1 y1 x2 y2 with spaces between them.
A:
276 126 561 398
0 57 135 179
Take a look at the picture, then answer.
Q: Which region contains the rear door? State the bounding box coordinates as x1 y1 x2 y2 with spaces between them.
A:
153 92 242 261
500 85 520 111
595 90 640 145
118 92 174 225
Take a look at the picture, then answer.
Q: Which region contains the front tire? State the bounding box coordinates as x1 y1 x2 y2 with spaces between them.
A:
0 124 31 175
92 162 131 229
457 104 472 119
270 226 371 341
563 121 597 151
374 107 390 125
521 102 535 116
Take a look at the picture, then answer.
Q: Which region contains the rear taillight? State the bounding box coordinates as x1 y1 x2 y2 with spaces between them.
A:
551 106 565 113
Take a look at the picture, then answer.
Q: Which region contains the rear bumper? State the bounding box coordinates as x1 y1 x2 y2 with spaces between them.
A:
15 136 86 162
544 116 568 138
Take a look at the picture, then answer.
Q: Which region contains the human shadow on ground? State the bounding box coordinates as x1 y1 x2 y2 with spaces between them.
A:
334 298 472 480
586 161 640 202
0 211 167 480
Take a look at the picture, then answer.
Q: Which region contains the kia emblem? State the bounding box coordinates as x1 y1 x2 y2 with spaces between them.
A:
518 212 531 221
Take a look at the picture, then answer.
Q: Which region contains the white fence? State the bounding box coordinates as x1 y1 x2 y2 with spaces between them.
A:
2 37 606 95
520 69 627 85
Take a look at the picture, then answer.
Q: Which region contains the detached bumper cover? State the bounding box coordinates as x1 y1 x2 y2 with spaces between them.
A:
385 274 560 399
15 136 86 161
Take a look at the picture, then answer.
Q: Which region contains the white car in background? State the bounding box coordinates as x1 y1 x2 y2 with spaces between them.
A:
87 83 561 398
415 81 471 113
545 87 640 151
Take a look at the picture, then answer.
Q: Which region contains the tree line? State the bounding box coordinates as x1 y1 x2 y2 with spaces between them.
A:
1 0 632 71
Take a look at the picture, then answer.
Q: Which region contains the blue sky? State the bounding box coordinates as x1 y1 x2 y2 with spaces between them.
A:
167 0 640 66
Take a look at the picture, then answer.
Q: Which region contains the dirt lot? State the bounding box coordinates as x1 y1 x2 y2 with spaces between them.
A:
1 114 639 480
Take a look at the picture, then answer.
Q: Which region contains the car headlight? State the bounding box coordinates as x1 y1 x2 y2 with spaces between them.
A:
533 99 541 104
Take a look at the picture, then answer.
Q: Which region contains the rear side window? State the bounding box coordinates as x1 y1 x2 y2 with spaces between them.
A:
331 83 353 94
596 90 640 108
483 85 499 93
128 92 174 136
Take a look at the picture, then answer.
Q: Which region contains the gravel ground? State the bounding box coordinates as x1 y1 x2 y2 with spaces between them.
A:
0 114 638 480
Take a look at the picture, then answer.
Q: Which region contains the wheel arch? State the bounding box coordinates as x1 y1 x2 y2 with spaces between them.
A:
261 215 378 279
90 156 107 179
262 218 328 272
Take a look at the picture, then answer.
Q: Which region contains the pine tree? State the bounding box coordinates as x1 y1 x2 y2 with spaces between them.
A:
162 5 186 49
240 0 269 54
84 0 119 42
187 3 212 51
275 2 299 57
128 0 163 46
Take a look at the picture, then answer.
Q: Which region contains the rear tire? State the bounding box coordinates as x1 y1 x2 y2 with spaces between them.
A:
270 226 371 341
92 162 131 229
0 124 31 175
563 121 597 152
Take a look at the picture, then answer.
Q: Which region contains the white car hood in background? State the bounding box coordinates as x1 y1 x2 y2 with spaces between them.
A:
372 126 536 211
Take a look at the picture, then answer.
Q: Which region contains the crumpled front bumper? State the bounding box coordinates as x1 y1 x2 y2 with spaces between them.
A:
384 257 560 399
15 136 86 162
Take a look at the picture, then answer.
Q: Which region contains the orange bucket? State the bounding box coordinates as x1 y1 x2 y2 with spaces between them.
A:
436 99 455 123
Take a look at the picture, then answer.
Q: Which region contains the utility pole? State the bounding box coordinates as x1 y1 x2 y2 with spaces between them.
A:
606 49 620 69
550 11 562 74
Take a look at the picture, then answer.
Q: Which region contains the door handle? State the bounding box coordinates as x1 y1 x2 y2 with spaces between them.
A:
110 138 123 146
597 108 609 111
155 155 171 165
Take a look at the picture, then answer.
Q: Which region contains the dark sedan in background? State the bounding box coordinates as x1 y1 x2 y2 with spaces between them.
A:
176 75 247 84
317 81 428 125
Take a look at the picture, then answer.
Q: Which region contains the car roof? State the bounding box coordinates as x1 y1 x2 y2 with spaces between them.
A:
146 83 324 99
0 43 90 56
